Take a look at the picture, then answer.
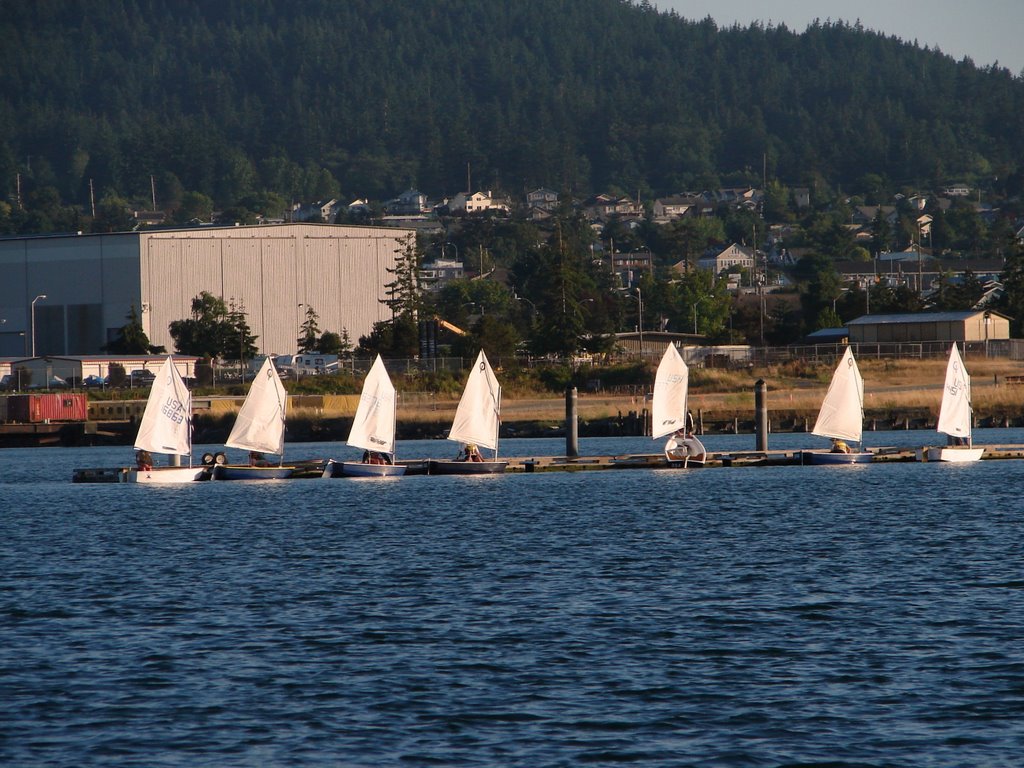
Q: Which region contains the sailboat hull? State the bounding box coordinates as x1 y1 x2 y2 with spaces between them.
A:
428 459 507 475
213 465 295 480
803 450 873 465
664 436 706 466
926 446 984 463
333 462 407 478
123 466 210 483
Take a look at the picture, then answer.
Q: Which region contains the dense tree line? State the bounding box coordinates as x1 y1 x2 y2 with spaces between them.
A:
2 0 1024 224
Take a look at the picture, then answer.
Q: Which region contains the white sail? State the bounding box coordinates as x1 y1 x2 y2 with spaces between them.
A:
936 344 972 442
347 355 398 456
226 357 288 456
448 350 501 452
652 344 689 440
134 357 192 457
812 347 864 443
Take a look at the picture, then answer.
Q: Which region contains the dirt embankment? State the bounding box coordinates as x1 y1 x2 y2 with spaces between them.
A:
395 356 1024 435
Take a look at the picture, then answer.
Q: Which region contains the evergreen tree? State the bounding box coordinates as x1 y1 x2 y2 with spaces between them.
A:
226 300 259 362
297 305 321 353
104 304 163 354
382 234 422 320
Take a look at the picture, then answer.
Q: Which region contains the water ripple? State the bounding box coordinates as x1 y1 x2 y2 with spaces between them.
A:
3 446 1024 765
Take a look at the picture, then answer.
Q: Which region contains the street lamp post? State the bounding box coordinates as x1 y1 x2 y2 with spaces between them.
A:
984 311 991 358
30 294 47 357
637 288 643 357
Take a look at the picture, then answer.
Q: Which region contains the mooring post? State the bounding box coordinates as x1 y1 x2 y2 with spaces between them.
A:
168 453 181 467
755 379 768 451
566 385 579 458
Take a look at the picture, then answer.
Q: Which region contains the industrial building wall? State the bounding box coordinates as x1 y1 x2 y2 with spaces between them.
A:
140 224 410 356
849 313 1011 344
0 234 142 356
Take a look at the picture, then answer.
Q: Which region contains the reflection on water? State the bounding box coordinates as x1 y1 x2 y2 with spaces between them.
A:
3 437 1024 766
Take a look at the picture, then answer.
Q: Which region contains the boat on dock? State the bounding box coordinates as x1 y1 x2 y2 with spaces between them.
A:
925 344 984 463
652 344 705 467
122 356 208 483
803 348 872 465
213 358 295 480
428 350 507 475
327 355 406 478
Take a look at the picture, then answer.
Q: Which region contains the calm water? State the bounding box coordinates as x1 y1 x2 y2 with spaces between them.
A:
3 433 1024 767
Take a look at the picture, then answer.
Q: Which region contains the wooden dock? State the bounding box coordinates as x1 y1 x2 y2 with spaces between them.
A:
71 445 1024 482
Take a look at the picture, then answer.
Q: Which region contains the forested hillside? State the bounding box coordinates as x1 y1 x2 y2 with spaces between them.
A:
2 0 1024 215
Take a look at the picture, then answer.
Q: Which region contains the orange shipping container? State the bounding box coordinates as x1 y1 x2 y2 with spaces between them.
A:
6 393 89 423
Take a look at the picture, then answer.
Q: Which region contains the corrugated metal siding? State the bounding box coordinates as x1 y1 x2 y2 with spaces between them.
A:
7 393 88 423
140 224 407 355
0 233 141 355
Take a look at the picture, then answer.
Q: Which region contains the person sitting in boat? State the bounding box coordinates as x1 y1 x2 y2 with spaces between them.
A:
830 438 851 454
249 451 269 466
666 428 706 464
135 449 153 471
458 444 483 462
366 451 392 465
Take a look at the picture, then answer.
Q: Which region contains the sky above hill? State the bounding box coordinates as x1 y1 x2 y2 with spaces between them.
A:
655 0 1024 76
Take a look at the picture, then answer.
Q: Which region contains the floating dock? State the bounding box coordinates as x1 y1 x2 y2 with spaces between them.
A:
71 444 1024 482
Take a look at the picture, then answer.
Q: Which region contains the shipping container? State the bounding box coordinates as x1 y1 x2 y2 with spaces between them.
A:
6 393 89 423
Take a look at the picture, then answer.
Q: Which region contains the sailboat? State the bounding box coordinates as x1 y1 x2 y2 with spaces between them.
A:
213 357 295 479
429 350 507 475
926 344 984 462
330 355 406 477
124 356 208 483
804 347 873 465
652 344 705 466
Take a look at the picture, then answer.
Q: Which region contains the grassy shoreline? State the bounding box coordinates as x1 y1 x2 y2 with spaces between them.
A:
179 356 1024 443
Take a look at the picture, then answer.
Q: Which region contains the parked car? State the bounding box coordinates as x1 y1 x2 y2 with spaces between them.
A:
82 375 108 388
129 369 156 385
27 375 68 389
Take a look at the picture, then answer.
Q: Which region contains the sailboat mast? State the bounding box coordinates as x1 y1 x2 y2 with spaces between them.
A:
494 386 501 459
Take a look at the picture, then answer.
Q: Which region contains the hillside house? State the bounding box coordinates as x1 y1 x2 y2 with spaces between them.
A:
387 189 429 215
851 205 897 226
293 199 341 222
584 194 641 221
697 244 755 275
611 250 654 288
526 188 559 211
652 195 699 222
448 190 509 215
419 258 464 291
942 184 971 197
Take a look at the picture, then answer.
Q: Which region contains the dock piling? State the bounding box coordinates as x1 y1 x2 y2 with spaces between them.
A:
566 386 579 458
755 379 768 451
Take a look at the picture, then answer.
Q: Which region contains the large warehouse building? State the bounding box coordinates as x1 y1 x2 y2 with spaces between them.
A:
0 223 413 357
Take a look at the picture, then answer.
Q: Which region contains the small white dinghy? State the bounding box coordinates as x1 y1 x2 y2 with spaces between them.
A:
804 347 872 465
124 356 207 483
330 355 406 478
925 344 983 463
428 350 507 475
214 358 295 480
652 344 705 467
